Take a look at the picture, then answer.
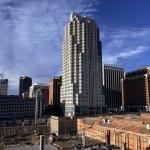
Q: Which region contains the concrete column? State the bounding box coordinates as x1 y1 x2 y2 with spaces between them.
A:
106 130 110 145
121 133 126 150
147 136 150 150
114 130 116 145
136 135 139 150
82 132 86 148
40 135 44 150
122 143 126 150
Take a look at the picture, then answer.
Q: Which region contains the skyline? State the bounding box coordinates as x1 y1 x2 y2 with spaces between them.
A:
0 0 150 94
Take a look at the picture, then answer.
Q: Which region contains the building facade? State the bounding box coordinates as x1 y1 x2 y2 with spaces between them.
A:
49 76 62 106
0 79 8 95
122 67 150 112
29 83 49 116
0 95 35 121
29 83 49 106
51 116 77 136
19 76 32 97
61 13 104 116
103 64 124 111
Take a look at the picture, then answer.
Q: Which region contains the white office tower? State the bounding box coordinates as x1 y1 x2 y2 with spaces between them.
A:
61 13 104 116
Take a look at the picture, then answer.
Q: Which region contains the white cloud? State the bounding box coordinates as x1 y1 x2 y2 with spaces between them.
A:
103 46 148 64
0 0 102 94
102 27 150 65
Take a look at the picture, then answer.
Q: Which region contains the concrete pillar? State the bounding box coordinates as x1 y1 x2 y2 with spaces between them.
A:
121 143 126 150
147 136 150 150
121 133 126 150
114 130 116 145
106 130 110 145
136 135 139 150
82 132 86 148
40 135 44 150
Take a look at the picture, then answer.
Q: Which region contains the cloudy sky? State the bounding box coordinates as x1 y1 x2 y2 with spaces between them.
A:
0 0 150 94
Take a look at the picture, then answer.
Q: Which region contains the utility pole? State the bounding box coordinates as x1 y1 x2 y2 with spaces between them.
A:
40 135 44 150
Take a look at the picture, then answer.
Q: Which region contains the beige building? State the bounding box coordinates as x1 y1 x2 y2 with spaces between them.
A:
61 13 104 116
50 116 77 136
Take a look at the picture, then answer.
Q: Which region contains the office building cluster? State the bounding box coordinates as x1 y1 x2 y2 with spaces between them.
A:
57 13 150 115
0 13 150 124
61 13 104 116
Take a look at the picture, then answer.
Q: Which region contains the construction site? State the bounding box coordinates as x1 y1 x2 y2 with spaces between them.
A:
77 113 150 150
2 113 150 149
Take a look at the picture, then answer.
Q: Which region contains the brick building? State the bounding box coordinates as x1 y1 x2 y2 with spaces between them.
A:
49 76 62 106
122 67 150 112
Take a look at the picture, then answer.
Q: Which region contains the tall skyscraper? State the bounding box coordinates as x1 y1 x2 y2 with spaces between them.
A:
122 67 150 112
0 79 8 95
19 76 32 97
49 76 62 106
102 64 124 111
61 13 104 116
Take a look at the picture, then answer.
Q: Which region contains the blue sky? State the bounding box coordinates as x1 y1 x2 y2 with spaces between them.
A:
0 0 150 94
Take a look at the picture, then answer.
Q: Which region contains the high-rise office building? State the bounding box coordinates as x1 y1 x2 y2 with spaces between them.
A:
102 64 124 111
29 83 49 116
122 67 150 112
0 79 8 95
49 76 62 106
61 13 104 116
29 83 49 106
19 76 32 97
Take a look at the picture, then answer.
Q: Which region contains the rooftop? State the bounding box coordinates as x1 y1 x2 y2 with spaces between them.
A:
125 67 150 78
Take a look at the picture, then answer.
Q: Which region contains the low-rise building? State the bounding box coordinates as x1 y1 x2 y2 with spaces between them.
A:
50 116 77 137
0 95 35 121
